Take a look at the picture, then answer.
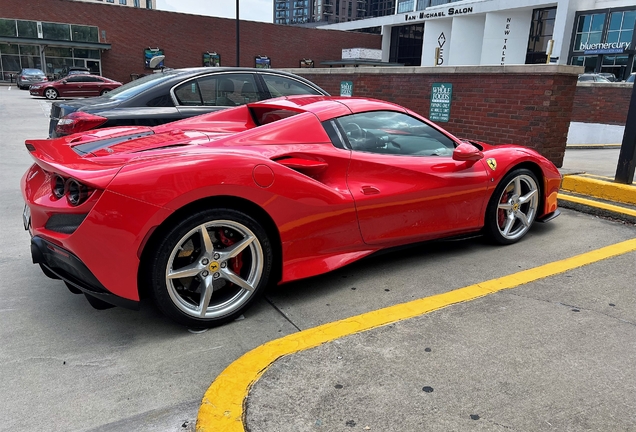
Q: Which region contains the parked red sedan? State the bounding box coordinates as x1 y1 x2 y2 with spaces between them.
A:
29 74 122 100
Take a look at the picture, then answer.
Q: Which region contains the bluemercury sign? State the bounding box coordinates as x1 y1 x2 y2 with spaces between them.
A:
581 41 631 55
405 6 473 21
430 83 452 122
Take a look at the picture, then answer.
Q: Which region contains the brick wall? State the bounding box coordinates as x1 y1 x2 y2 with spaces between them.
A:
2 0 381 84
571 84 633 126
290 66 579 167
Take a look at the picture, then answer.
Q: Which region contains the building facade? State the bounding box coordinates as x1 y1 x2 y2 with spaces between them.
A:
71 0 155 8
319 0 636 80
1 0 380 83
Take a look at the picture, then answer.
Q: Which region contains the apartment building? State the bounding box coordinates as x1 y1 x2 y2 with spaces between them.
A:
71 0 155 8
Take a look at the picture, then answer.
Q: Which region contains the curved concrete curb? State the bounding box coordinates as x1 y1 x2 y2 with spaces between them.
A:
561 174 636 206
195 238 636 432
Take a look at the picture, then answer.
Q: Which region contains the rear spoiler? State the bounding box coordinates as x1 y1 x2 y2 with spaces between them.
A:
25 138 124 189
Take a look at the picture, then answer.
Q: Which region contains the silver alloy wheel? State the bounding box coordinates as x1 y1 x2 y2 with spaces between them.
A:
495 174 539 241
44 88 58 100
165 219 264 319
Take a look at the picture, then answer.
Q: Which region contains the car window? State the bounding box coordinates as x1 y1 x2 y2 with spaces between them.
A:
65 76 91 82
23 69 43 75
174 80 203 106
105 71 179 101
335 111 456 156
261 74 322 97
174 73 263 107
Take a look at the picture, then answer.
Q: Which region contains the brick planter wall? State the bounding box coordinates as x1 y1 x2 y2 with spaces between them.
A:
289 65 580 167
2 0 381 84
571 83 633 126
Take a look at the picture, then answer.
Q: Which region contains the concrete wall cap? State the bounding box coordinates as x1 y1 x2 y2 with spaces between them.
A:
576 82 634 88
281 65 583 76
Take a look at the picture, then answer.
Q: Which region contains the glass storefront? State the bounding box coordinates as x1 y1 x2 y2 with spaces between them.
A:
0 18 108 82
569 7 636 81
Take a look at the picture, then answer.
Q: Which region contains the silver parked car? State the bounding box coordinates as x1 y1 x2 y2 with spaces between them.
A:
17 68 47 90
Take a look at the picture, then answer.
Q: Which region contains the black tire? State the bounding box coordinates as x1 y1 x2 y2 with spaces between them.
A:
44 88 58 100
100 89 110 96
484 168 540 245
147 208 273 328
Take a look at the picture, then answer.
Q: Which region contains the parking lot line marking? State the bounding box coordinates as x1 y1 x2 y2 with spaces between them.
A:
558 193 636 217
196 238 636 432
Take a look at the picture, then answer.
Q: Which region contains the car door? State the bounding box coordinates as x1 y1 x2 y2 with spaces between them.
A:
333 110 492 245
61 76 93 97
83 76 105 96
173 72 265 119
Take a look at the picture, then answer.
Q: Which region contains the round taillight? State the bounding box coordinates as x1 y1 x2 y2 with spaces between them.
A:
53 175 66 199
67 179 88 206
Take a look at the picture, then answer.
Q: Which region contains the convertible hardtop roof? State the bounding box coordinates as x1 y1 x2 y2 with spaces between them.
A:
246 95 408 122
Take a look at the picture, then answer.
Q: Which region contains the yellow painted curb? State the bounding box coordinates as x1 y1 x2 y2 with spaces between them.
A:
561 174 636 206
558 192 636 218
196 238 636 432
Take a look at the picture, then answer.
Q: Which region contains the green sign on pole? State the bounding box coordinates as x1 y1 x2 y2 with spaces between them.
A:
340 81 353 97
429 83 453 122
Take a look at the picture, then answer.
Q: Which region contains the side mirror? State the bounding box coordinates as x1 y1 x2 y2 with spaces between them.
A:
452 142 484 161
61 80 67 84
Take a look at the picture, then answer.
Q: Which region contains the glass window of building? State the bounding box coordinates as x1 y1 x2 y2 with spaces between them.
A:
17 20 38 38
574 13 606 50
571 55 598 73
71 25 99 42
397 0 414 13
0 19 17 37
42 22 71 41
390 23 424 66
526 7 557 64
607 10 635 45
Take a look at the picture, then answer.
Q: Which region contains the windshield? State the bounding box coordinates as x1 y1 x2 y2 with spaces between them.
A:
23 69 44 75
104 71 180 100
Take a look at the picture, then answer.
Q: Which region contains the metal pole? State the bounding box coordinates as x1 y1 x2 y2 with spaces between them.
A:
615 81 636 184
236 0 240 67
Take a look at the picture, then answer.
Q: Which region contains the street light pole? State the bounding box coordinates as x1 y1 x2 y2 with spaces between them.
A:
236 0 240 67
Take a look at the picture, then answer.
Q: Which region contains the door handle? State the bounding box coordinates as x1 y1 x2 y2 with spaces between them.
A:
361 185 380 195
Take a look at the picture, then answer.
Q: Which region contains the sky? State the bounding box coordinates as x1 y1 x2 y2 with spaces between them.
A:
156 0 273 23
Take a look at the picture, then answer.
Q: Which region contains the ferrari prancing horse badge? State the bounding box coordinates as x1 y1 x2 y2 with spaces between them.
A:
486 158 497 171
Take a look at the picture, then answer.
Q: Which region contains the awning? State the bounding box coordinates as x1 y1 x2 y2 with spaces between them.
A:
0 36 111 50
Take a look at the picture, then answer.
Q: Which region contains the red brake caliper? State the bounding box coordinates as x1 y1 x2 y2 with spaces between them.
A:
218 229 243 276
498 191 510 228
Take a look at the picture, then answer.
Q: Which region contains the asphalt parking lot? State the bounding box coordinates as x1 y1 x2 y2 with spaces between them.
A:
1 86 635 432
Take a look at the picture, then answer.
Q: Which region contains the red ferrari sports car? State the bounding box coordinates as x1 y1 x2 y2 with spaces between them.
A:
21 96 561 327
